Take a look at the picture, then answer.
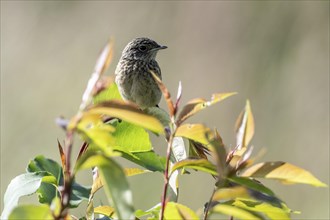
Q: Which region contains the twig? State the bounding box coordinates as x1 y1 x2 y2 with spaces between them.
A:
159 128 175 220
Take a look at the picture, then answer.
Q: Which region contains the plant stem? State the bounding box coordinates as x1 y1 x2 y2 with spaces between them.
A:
159 132 175 220
55 131 74 219
203 187 216 220
54 40 113 219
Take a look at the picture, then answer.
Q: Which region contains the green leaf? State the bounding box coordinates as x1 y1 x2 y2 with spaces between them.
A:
241 161 327 187
70 182 91 207
211 203 261 220
175 123 214 145
1 172 55 219
75 153 135 220
164 202 199 220
8 204 53 220
228 176 275 197
88 100 164 134
27 155 62 181
36 182 58 205
230 198 291 220
27 156 63 205
170 159 217 176
227 176 283 207
118 150 166 172
235 100 254 156
27 156 91 207
94 79 122 104
135 204 161 219
112 121 152 152
176 92 236 125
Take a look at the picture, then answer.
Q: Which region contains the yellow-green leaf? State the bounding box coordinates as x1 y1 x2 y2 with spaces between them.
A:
93 78 123 104
170 159 217 176
135 204 161 219
94 205 115 217
112 121 152 153
175 123 214 145
86 199 94 220
231 198 291 220
176 92 236 125
164 202 199 220
8 204 53 220
211 204 261 220
212 186 249 201
76 112 115 152
124 168 151 177
241 161 327 187
235 100 254 156
50 197 61 217
91 167 103 197
88 100 164 134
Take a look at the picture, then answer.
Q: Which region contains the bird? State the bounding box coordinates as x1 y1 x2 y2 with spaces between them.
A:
115 37 167 109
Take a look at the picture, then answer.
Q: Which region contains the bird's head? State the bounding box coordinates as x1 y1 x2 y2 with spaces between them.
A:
121 37 167 61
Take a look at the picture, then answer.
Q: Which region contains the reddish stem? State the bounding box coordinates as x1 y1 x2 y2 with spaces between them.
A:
159 132 174 220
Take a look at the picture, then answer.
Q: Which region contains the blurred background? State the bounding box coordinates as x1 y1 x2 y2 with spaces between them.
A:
1 1 329 219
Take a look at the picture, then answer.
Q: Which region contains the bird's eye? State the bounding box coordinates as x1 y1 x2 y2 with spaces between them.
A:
138 45 147 52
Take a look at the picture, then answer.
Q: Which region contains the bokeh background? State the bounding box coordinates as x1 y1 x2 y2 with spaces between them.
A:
1 1 329 219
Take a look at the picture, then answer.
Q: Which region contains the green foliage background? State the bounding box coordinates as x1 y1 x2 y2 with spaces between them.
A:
1 1 329 219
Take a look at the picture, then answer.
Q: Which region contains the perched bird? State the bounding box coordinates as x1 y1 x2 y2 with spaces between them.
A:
115 37 167 109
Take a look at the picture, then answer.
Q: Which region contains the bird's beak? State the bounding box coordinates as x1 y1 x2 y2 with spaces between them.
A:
158 45 168 50
151 45 167 53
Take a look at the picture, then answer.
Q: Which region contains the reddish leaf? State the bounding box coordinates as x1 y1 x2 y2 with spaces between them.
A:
188 140 210 160
209 130 227 177
176 93 236 125
150 70 175 117
57 140 66 172
94 39 114 75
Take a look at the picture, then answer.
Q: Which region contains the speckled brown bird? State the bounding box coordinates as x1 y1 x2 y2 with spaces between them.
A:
115 38 167 109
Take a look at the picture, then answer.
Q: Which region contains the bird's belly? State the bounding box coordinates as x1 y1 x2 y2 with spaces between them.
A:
130 72 161 109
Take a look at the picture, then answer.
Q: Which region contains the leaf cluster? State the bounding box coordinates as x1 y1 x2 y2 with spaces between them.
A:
1 40 326 220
